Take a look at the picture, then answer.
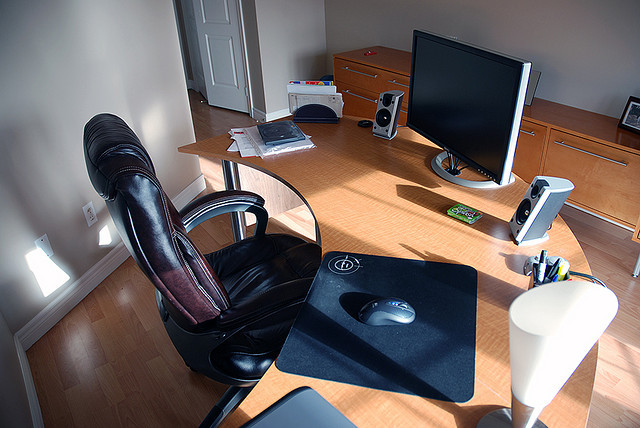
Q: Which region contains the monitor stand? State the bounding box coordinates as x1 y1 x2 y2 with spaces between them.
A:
431 152 515 189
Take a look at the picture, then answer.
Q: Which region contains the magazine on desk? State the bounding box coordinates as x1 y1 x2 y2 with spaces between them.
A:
228 124 315 158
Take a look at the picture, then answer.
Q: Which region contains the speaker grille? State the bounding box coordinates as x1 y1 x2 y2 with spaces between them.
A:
375 109 392 127
515 199 531 225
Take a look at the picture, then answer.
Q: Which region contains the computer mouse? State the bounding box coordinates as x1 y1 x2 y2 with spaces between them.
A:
358 297 416 326
357 119 373 128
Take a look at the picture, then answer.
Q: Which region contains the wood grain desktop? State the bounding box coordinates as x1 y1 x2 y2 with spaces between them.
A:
25 95 638 427
179 117 595 427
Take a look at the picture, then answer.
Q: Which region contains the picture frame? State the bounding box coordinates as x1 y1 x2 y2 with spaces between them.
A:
618 96 640 134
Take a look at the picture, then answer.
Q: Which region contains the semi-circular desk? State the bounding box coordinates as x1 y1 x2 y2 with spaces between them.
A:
179 117 596 427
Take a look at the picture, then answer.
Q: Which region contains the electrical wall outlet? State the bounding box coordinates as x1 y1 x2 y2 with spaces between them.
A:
83 201 98 227
35 234 54 257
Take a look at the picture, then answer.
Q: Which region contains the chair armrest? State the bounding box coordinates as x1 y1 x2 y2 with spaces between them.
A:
215 278 311 330
179 190 269 235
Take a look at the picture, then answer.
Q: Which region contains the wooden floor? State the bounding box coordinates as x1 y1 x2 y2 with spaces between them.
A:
26 90 640 427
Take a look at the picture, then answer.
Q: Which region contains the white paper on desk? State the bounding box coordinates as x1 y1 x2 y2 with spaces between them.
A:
243 126 315 158
287 83 336 95
229 129 258 157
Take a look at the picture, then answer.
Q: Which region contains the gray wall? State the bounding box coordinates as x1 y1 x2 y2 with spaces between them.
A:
1 2 199 422
250 0 327 119
0 313 32 426
324 0 640 118
0 0 199 333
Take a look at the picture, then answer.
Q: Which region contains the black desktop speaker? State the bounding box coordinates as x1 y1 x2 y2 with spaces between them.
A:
373 90 404 139
509 176 574 245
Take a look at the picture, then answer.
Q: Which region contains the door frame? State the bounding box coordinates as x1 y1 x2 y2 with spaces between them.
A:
174 0 255 117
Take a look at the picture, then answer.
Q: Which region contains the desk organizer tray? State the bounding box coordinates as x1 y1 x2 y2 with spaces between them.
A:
276 251 477 402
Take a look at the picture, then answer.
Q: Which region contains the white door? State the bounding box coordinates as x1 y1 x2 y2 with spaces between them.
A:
192 0 249 113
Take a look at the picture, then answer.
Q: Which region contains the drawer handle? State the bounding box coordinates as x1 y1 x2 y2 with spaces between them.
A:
344 90 377 103
387 79 409 88
553 140 628 166
519 129 536 136
340 66 377 79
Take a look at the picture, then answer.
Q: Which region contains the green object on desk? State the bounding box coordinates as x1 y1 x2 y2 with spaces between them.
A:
447 203 483 224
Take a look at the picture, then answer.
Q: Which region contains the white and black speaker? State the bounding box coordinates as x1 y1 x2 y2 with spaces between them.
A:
373 90 404 139
509 176 574 245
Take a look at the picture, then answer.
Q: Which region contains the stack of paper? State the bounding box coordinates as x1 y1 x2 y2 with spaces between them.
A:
227 125 315 158
287 81 343 118
287 80 336 95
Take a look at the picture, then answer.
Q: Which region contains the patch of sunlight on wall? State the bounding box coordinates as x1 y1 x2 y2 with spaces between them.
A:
25 248 70 297
99 225 112 246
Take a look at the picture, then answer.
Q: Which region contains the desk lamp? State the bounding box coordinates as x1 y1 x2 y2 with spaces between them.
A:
477 280 618 428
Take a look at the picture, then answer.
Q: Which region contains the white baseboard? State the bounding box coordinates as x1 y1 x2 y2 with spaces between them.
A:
14 174 205 427
251 107 292 123
16 243 130 350
564 202 634 232
251 107 267 122
172 174 206 210
14 336 43 428
265 108 292 122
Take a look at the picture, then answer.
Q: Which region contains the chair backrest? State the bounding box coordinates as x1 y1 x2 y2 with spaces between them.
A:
83 113 230 329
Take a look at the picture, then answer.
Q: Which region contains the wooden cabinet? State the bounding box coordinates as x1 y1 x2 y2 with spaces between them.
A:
333 46 640 229
333 47 411 125
512 119 548 183
542 129 639 227
524 99 640 229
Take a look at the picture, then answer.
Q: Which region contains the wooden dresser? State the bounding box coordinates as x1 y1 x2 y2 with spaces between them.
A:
333 46 411 125
522 99 640 230
333 46 640 231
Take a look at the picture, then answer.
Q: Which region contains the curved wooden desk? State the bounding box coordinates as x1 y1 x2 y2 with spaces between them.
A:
179 117 595 427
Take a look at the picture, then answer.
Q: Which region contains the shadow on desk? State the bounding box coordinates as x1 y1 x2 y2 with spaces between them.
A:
396 184 512 242
271 302 521 427
399 244 525 311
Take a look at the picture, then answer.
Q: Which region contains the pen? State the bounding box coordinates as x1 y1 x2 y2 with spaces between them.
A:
537 250 547 284
546 258 560 282
558 259 570 280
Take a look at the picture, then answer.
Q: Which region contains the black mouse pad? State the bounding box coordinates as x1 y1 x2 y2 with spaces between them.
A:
276 251 477 402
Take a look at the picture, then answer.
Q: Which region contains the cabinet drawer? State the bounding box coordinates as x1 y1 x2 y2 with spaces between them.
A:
542 130 640 226
513 120 548 183
377 69 410 93
378 69 410 115
334 58 384 92
336 83 379 120
337 83 408 126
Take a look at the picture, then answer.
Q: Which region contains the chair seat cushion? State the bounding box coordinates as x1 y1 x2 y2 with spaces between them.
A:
205 233 321 305
204 233 321 382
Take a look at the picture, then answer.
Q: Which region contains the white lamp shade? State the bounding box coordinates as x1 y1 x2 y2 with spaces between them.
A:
509 280 618 408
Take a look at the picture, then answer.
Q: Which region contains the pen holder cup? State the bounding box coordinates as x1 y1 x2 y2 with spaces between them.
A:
528 274 568 290
526 256 570 290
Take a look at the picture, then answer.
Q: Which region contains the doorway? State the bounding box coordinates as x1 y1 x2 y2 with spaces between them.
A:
175 0 250 113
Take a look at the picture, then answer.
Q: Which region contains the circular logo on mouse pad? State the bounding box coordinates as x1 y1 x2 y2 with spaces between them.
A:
328 254 360 275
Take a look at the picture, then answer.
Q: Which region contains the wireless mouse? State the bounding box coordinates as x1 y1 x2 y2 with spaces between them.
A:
358 297 416 326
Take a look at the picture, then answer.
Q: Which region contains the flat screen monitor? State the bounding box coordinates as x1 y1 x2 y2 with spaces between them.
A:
407 30 531 188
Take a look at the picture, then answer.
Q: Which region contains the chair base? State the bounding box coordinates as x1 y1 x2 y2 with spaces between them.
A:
199 385 255 428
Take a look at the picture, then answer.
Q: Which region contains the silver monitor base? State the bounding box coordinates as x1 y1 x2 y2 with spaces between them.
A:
431 152 515 189
477 408 548 428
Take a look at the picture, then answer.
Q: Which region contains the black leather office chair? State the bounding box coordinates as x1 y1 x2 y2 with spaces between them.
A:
83 113 321 427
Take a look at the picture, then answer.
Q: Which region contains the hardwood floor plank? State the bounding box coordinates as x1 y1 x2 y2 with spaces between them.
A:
25 90 640 427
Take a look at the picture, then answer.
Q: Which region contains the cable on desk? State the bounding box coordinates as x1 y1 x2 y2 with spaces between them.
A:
568 271 607 288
